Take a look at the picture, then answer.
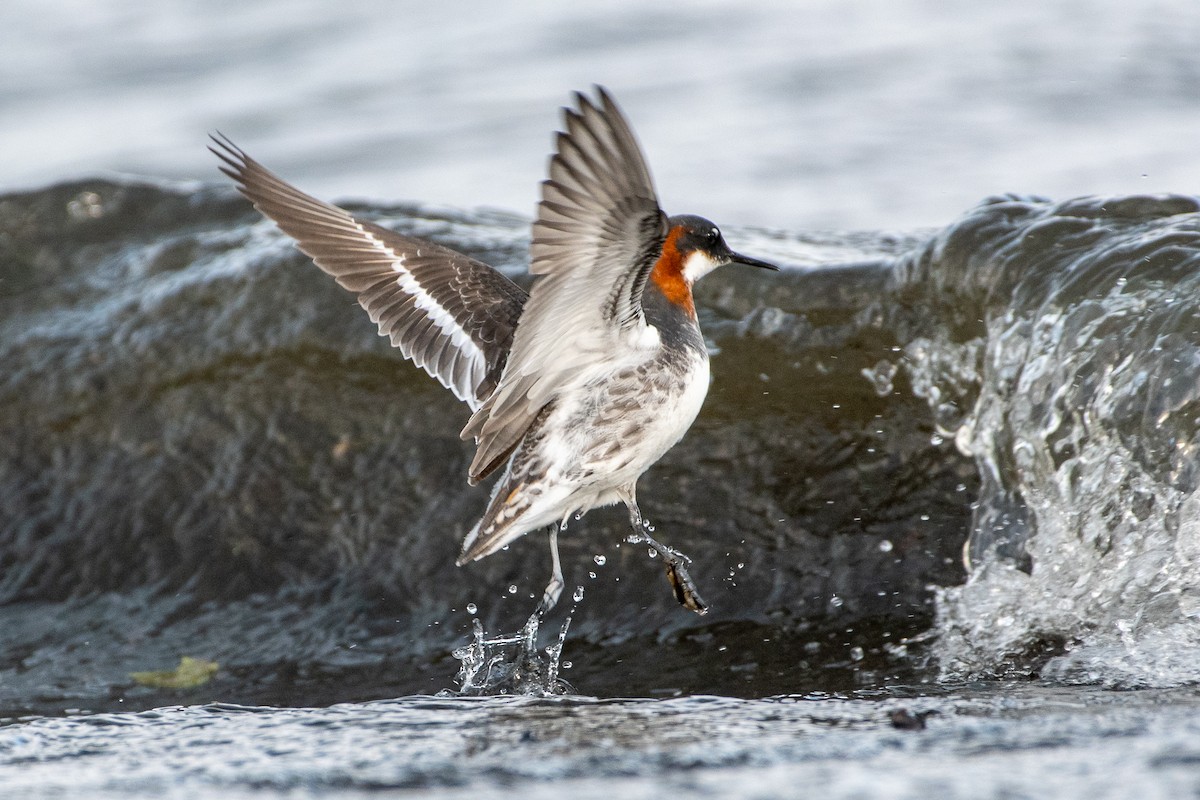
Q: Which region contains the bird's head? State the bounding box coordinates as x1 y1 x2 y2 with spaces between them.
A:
665 214 780 284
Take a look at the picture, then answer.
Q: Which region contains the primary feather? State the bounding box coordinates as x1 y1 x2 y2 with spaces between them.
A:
210 133 527 415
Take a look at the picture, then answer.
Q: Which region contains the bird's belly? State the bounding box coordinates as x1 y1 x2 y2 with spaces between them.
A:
542 351 711 491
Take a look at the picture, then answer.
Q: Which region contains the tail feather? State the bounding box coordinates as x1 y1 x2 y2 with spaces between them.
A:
457 479 542 565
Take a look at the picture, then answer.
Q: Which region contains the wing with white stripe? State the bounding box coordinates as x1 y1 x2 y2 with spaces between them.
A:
210 134 527 410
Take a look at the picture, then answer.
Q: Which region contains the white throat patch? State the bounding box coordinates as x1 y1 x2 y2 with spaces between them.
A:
681 250 723 284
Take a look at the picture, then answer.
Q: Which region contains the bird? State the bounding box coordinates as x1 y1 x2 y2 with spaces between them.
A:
209 87 778 618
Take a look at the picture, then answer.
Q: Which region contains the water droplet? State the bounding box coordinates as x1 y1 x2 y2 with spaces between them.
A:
588 571 597 579
647 548 658 559
562 661 572 669
507 585 518 595
850 646 864 662
593 555 607 566
920 514 931 521
574 512 584 521
573 586 585 602
930 433 944 446
67 191 105 221
736 562 745 570
878 540 894 553
466 602 478 615
829 595 844 608
861 359 897 396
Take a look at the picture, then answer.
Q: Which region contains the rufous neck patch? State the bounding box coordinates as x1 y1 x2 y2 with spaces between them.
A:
650 225 695 319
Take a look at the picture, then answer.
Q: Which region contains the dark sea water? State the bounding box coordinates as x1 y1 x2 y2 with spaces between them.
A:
6 2 1200 798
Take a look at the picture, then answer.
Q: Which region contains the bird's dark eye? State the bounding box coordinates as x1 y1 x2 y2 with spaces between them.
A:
708 227 720 243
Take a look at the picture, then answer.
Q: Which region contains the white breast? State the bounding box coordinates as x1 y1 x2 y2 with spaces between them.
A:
619 348 712 474
670 352 712 444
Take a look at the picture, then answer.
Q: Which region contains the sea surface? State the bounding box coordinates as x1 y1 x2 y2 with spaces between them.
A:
6 686 1200 800
5 0 1200 230
5 2 1200 798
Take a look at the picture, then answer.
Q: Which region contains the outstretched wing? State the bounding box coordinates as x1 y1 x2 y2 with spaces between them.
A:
210 134 527 410
462 87 668 482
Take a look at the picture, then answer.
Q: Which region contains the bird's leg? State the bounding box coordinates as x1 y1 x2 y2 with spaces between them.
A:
534 522 565 618
622 492 708 616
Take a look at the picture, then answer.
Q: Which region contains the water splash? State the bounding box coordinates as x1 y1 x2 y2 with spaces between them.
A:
860 359 898 397
894 193 1200 686
451 613 574 697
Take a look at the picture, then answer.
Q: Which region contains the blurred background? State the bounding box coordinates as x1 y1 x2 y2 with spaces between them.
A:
4 0 1200 232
